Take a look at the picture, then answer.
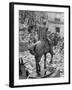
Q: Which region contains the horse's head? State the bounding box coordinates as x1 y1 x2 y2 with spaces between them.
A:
48 32 60 46
52 34 60 46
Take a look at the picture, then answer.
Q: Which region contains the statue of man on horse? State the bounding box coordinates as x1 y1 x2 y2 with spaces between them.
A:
28 16 59 77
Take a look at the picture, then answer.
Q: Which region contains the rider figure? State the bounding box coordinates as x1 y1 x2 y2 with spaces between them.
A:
38 16 48 41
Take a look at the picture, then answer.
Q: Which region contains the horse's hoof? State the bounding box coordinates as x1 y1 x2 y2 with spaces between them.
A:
37 73 41 77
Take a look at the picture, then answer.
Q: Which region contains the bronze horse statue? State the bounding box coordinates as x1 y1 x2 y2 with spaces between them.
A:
28 24 59 76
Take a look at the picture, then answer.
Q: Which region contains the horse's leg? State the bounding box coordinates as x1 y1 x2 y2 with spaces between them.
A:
35 56 41 76
49 49 53 64
44 53 46 75
50 54 53 64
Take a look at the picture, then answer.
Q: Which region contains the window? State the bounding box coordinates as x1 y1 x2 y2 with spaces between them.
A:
56 27 60 33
